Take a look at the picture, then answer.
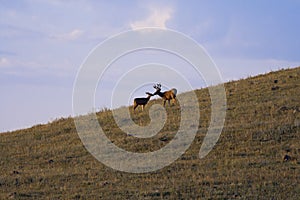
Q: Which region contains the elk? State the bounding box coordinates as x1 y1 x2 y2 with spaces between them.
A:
153 83 177 107
133 92 153 112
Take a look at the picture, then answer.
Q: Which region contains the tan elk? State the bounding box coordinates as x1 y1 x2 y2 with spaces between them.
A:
133 92 154 112
153 83 177 107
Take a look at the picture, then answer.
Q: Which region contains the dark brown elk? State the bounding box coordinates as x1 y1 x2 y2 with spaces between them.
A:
133 92 153 112
152 83 177 107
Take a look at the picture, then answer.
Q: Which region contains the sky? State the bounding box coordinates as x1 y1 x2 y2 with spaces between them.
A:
1 0 300 132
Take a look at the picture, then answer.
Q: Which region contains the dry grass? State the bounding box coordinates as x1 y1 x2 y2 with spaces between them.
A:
0 67 300 199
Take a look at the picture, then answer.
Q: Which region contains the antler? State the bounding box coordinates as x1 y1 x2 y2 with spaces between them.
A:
153 83 161 89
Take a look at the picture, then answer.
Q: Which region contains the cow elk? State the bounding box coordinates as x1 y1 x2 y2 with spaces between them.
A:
133 92 153 112
153 83 177 107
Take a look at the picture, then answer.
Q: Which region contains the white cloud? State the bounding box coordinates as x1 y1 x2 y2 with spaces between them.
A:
0 57 10 67
50 29 84 41
0 56 75 77
130 7 173 30
0 57 42 70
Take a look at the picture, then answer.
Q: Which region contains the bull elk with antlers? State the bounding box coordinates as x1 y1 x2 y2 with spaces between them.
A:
153 83 177 107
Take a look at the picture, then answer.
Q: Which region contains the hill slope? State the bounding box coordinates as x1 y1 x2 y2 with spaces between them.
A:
1 67 300 199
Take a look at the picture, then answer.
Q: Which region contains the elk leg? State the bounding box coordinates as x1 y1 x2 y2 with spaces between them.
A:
133 104 138 112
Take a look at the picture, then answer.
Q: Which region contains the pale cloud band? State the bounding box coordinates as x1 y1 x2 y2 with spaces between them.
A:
50 29 85 41
130 6 173 30
0 57 10 68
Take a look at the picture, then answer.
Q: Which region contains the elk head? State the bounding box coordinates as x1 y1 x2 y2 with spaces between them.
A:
153 83 162 94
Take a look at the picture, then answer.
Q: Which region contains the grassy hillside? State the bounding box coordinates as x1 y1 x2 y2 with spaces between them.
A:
1 67 299 199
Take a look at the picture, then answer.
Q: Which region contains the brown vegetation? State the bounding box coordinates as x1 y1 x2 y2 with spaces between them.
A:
0 67 299 199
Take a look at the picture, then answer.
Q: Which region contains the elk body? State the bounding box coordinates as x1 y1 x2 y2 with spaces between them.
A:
133 92 153 112
153 84 177 107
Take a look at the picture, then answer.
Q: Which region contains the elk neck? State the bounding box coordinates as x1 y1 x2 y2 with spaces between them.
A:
154 90 164 97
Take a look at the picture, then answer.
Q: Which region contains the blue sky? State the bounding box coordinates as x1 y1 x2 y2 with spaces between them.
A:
1 0 300 132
